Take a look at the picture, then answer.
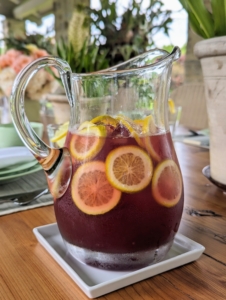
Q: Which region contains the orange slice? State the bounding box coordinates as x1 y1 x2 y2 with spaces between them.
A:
144 133 172 162
49 157 72 200
106 145 153 193
70 125 106 160
71 161 121 215
144 136 161 161
152 159 182 207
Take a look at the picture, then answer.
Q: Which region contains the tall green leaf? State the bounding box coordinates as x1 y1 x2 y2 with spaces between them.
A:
211 0 226 36
179 0 214 38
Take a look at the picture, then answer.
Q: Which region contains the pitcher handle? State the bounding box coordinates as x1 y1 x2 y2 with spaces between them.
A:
10 56 73 198
10 56 72 171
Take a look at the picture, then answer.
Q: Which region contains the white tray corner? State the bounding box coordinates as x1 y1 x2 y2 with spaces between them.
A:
33 223 205 299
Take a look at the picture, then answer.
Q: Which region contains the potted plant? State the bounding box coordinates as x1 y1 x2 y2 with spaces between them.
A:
48 0 173 123
179 0 226 186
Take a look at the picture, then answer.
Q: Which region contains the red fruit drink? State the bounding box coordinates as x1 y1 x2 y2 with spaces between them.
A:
54 126 184 270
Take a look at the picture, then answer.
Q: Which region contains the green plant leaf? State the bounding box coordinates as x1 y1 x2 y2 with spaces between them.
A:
188 10 209 38
179 0 214 38
211 0 226 36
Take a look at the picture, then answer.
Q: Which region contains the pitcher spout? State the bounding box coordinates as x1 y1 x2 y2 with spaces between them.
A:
97 46 181 73
170 46 181 62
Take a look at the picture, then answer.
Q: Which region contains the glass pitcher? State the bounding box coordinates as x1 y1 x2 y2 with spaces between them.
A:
10 47 184 270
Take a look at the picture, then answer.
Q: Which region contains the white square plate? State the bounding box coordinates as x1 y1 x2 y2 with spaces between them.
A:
33 223 205 299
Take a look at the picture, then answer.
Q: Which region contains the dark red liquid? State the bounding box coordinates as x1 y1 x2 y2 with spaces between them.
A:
54 130 184 255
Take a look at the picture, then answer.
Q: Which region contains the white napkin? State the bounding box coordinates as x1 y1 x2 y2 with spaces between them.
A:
0 147 35 169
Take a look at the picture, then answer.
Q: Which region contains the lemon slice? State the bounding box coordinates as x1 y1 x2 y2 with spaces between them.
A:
133 119 144 126
70 125 106 160
115 115 142 145
106 145 153 193
142 115 156 134
115 115 136 133
91 115 118 127
78 121 95 130
168 98 176 114
134 115 156 135
50 121 69 145
56 137 66 148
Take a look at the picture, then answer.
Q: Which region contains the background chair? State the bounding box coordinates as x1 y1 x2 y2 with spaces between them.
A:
170 83 208 130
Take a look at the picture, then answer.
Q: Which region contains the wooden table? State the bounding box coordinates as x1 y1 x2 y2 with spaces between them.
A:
1 142 226 299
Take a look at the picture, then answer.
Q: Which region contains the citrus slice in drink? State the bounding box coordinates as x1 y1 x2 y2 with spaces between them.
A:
70 125 106 160
144 136 161 161
56 137 66 148
152 159 182 207
78 121 95 131
91 115 119 136
91 115 118 127
50 121 69 146
141 115 156 134
144 132 172 162
134 115 157 141
106 145 153 193
71 161 121 215
115 115 142 146
49 156 72 200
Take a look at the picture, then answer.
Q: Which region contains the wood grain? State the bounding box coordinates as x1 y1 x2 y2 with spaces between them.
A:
0 142 226 299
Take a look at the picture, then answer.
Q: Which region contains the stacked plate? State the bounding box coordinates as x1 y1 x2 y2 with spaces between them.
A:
0 147 42 184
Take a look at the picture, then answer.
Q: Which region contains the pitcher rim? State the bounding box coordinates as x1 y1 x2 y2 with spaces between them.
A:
71 46 180 77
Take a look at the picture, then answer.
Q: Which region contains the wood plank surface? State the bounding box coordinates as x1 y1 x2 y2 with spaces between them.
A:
0 142 226 299
174 143 226 266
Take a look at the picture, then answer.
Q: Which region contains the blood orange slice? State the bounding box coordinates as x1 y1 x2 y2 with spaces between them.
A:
152 159 182 207
106 145 153 193
71 161 121 215
70 125 106 160
144 133 172 162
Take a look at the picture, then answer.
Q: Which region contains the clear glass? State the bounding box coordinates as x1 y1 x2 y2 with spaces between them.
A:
47 123 63 147
0 96 11 124
168 105 182 137
10 48 184 270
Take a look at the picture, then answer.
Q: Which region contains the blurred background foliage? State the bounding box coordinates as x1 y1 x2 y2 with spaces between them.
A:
57 0 174 73
2 33 53 54
0 0 186 89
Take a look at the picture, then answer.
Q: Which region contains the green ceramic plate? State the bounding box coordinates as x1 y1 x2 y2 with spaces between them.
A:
0 163 42 184
0 160 38 176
